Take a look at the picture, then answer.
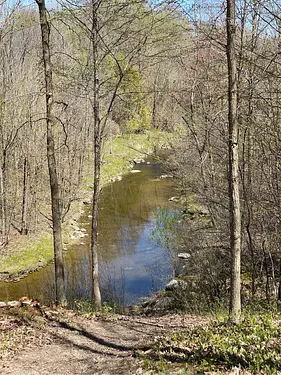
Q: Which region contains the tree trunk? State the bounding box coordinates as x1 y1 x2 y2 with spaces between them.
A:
151 73 159 129
91 0 102 310
36 0 67 306
226 0 241 323
21 156 29 235
0 164 6 245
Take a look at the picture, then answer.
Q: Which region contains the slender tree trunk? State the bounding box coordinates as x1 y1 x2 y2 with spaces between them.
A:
151 73 159 129
21 156 29 235
238 0 258 301
227 0 241 323
36 0 67 306
0 164 6 245
91 0 102 309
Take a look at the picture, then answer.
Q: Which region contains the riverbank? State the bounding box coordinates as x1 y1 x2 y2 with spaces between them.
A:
0 131 171 282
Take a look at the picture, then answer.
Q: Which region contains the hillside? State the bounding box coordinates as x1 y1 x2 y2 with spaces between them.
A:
2 301 281 375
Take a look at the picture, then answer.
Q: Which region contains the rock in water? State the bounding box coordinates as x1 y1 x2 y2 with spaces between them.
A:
169 196 180 202
165 279 188 291
165 279 179 291
178 252 191 259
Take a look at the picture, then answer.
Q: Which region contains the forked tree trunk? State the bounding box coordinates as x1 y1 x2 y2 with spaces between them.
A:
226 0 241 323
36 0 67 306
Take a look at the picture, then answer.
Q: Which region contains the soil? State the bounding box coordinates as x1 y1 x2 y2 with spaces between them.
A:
0 305 209 375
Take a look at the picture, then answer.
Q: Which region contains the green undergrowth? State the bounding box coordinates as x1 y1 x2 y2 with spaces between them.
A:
138 313 281 374
0 131 171 281
73 299 122 318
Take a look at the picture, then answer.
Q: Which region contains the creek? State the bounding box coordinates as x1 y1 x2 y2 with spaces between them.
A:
0 158 179 306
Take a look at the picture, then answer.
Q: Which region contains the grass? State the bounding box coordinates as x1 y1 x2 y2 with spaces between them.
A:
84 131 171 187
138 313 281 374
0 234 53 277
0 130 171 280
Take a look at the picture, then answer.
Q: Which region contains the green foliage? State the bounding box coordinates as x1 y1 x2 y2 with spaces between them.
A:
74 299 121 318
142 356 169 373
101 301 122 315
74 300 96 318
143 314 281 374
112 60 152 133
125 103 151 133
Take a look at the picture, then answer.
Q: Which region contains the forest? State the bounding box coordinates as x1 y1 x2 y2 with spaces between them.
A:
1 0 281 374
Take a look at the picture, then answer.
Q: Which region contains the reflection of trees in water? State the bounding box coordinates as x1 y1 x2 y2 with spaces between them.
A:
149 207 182 277
97 172 175 262
65 250 92 303
139 241 174 295
0 161 177 304
65 169 178 305
99 262 125 307
0 267 55 304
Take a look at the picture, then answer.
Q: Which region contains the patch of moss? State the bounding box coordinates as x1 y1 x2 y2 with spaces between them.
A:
0 234 53 277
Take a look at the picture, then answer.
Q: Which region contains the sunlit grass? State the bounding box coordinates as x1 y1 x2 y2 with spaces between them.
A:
87 131 171 187
0 234 53 276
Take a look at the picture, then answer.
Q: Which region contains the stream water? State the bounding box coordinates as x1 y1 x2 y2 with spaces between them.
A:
0 158 178 306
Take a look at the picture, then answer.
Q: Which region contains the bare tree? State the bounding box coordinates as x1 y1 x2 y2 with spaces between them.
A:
226 0 241 323
35 0 67 306
90 0 102 309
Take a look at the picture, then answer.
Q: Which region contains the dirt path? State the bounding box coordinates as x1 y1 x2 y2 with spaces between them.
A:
0 308 208 375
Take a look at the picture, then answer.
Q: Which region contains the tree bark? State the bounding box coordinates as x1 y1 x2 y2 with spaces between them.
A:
0 164 6 245
226 0 241 323
21 156 29 235
91 0 102 310
36 0 67 306
151 73 159 129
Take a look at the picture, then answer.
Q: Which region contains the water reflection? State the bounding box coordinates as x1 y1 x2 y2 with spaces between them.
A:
0 159 178 305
